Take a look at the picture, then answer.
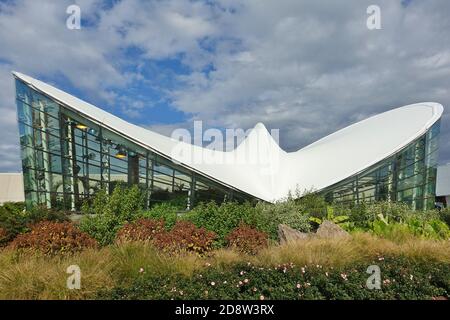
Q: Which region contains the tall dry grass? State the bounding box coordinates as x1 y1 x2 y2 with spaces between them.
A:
0 234 448 299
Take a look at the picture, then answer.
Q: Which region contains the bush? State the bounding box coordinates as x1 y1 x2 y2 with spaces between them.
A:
99 255 449 300
9 221 97 255
142 203 179 229
153 220 216 255
0 227 8 247
226 224 268 255
81 184 145 219
0 203 68 245
439 208 450 227
116 218 165 242
255 199 311 238
183 201 271 246
79 185 146 246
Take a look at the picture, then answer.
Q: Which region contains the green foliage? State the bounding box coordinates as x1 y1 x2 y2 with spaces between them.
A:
142 203 179 229
0 202 68 245
183 201 270 246
439 207 450 227
79 185 146 246
81 184 146 219
309 206 350 228
255 199 311 238
99 256 450 300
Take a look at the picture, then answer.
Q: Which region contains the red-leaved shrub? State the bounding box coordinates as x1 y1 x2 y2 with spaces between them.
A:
10 221 97 255
116 218 165 242
226 224 268 255
153 220 216 255
0 227 7 247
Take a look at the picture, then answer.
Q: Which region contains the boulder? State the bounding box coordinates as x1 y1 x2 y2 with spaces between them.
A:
278 224 309 244
315 220 350 239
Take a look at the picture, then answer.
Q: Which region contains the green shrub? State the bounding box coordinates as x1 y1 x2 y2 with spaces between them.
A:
81 184 145 219
0 203 68 245
116 218 165 243
439 208 450 227
226 224 268 255
142 203 179 229
99 256 449 300
255 199 311 238
79 185 146 246
10 221 97 255
183 201 269 246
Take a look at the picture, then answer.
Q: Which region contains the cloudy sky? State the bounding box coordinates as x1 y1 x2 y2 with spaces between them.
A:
0 0 449 172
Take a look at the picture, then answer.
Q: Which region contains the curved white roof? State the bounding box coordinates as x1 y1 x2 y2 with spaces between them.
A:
13 72 443 202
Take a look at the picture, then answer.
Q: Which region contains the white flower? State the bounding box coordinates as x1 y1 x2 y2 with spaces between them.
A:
244 279 249 284
296 283 301 289
260 295 265 300
211 282 216 286
139 268 144 273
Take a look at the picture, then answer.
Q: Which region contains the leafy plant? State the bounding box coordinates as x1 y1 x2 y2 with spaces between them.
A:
255 199 311 238
116 218 165 243
226 223 268 255
153 220 216 255
142 203 179 229
310 206 350 227
79 185 146 246
183 201 270 246
10 221 97 255
0 202 68 245
99 256 450 300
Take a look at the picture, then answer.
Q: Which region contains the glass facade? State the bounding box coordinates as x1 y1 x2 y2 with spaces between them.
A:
15 77 440 211
321 121 440 210
15 79 254 211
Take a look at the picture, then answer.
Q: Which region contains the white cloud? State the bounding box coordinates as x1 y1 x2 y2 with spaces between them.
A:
0 0 450 173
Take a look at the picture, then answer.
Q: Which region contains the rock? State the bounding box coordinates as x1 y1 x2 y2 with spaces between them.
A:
278 224 309 244
316 220 350 239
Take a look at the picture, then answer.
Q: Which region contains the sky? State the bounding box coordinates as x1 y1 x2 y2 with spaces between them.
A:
0 0 449 172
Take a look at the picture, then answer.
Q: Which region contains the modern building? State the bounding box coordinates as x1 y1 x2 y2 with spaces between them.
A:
12 72 443 211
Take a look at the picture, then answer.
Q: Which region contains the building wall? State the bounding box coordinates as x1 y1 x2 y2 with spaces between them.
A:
15 79 253 211
321 121 440 210
0 173 25 205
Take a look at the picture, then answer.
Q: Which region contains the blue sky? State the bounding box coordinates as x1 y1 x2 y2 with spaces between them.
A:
0 0 450 172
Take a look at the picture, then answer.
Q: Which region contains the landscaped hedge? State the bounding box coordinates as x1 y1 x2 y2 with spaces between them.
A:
226 224 269 255
0 202 68 245
99 256 450 300
10 221 97 255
